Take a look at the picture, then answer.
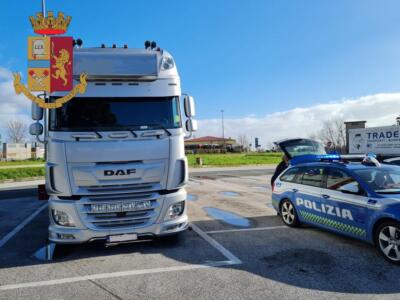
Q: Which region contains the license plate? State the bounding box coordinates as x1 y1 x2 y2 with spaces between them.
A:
108 233 138 243
90 200 152 213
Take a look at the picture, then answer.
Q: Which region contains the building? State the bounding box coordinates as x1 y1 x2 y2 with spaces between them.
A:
2 143 32 160
32 143 45 159
185 136 237 153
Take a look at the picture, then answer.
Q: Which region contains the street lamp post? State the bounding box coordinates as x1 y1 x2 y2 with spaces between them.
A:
221 109 225 139
221 109 225 151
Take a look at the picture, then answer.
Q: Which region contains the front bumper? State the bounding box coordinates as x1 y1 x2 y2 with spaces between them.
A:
48 189 188 244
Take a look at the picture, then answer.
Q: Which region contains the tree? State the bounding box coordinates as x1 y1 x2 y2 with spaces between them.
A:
315 117 346 153
237 135 250 152
7 120 27 143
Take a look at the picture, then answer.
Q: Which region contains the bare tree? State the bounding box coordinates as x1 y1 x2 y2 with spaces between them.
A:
316 117 346 152
7 120 27 143
237 135 250 152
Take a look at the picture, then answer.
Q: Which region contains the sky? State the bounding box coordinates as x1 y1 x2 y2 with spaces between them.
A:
1 0 400 147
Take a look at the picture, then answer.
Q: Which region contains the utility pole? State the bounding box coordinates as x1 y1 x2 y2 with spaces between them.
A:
221 109 225 151
221 109 225 139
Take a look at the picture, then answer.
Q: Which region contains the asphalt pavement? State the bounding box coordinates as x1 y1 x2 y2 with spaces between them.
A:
0 167 399 299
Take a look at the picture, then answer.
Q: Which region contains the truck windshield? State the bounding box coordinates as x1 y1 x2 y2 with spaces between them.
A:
49 97 181 131
354 167 400 194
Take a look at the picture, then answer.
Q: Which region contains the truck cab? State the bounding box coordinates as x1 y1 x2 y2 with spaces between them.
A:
30 43 197 244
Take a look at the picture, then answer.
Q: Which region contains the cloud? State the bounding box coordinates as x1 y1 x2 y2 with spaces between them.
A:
0 65 399 148
0 67 31 141
196 93 400 148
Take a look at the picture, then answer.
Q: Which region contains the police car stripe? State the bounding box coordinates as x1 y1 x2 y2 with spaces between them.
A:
299 210 367 237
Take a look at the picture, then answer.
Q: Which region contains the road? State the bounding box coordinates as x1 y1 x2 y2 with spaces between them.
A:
0 167 399 299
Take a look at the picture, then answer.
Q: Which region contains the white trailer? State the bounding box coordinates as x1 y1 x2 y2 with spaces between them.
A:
30 41 197 244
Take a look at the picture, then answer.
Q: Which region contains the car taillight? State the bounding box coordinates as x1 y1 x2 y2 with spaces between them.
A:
271 183 275 192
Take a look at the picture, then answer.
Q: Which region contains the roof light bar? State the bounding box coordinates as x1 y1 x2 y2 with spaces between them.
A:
290 154 341 166
289 153 381 167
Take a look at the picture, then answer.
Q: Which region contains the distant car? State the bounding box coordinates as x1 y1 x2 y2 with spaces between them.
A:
272 138 400 264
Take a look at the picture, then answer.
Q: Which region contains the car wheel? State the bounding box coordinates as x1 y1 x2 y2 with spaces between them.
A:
375 221 400 264
280 199 299 227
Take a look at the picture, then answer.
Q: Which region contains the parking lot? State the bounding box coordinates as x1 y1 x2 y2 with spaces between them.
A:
1 168 400 299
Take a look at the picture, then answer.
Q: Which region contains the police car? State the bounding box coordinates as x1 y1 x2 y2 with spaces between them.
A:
272 138 400 264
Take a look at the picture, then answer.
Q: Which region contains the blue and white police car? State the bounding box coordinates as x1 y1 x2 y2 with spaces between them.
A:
272 138 400 264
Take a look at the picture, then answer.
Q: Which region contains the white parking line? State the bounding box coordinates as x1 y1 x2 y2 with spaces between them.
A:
0 203 48 249
191 223 242 264
0 261 232 291
205 225 288 234
0 222 241 291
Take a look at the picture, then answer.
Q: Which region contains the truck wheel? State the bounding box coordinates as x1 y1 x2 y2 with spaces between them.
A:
280 199 300 227
375 221 400 264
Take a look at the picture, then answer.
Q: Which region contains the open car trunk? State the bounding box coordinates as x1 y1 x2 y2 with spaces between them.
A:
274 138 326 159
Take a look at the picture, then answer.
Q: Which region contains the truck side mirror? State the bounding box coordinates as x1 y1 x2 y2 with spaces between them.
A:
32 103 44 121
184 95 196 118
185 119 198 132
29 122 43 136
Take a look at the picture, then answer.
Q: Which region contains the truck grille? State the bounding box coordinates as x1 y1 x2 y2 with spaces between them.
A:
78 182 161 195
77 192 161 230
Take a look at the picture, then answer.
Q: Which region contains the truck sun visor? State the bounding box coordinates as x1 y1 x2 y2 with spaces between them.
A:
74 49 159 80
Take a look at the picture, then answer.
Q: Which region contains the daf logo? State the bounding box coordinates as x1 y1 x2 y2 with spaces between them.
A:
104 169 136 176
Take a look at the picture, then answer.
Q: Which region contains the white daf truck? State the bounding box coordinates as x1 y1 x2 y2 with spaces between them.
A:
29 41 198 244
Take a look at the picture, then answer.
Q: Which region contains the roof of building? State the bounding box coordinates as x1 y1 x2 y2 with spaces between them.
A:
185 136 236 143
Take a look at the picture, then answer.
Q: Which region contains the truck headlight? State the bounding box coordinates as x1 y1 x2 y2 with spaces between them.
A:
51 209 75 227
165 201 185 220
161 56 175 70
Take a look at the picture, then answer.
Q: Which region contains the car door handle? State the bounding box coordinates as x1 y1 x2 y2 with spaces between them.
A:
292 189 298 192
322 194 330 199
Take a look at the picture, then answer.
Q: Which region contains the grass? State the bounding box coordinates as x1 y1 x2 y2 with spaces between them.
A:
0 159 45 167
0 153 281 180
0 167 45 180
187 152 283 167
